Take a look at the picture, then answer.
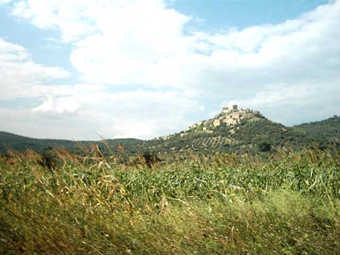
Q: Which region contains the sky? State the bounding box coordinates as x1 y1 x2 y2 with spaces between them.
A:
0 0 339 140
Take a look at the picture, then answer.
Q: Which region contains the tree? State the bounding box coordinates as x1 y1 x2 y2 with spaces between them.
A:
258 142 271 152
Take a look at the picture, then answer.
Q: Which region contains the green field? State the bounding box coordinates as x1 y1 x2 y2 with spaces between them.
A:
0 149 339 254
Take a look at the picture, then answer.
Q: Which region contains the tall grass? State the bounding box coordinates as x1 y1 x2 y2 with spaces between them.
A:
0 149 339 254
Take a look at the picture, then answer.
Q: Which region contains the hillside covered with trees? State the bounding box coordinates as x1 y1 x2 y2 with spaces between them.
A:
1 107 340 157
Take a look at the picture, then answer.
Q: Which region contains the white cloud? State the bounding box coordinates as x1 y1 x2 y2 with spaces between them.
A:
10 0 199 86
2 0 340 138
0 38 69 100
2 88 200 139
0 0 12 4
11 0 97 41
0 36 199 139
33 95 80 114
225 80 340 125
12 0 340 92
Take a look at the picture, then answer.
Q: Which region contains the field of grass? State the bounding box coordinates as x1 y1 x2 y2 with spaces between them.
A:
0 149 339 254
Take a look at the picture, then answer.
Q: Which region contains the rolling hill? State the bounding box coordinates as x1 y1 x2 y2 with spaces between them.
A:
293 115 340 148
0 131 143 155
1 106 339 155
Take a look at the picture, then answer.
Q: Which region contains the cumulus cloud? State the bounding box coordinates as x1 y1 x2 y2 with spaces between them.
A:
0 37 199 139
225 80 340 125
1 88 199 139
1 0 340 138
0 38 69 100
11 0 340 91
0 0 12 4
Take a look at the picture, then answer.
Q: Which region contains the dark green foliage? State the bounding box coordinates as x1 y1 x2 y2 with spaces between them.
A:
0 131 76 152
231 119 317 152
142 119 321 156
0 131 143 155
39 147 60 170
258 141 271 152
294 115 340 146
142 151 162 168
1 114 340 157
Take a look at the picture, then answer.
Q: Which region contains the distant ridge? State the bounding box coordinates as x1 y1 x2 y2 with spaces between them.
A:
1 106 339 155
294 115 340 148
0 131 143 154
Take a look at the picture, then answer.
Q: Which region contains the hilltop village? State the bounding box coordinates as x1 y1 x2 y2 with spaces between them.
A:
159 105 265 140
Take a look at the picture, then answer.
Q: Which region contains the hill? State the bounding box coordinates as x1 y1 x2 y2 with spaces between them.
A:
0 131 143 155
0 131 76 152
146 105 319 155
1 106 339 155
293 115 340 148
